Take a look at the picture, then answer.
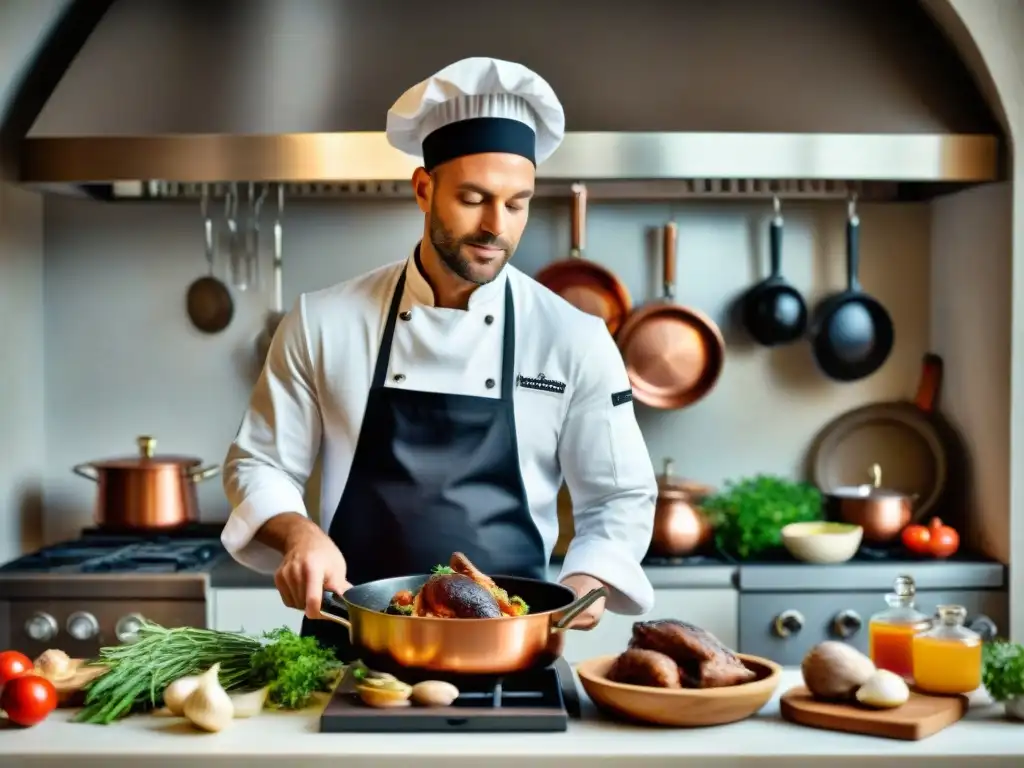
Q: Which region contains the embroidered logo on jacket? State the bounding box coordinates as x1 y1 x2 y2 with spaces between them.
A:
517 373 567 394
611 389 633 406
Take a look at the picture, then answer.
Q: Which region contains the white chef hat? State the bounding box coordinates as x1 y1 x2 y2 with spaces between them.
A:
386 57 565 172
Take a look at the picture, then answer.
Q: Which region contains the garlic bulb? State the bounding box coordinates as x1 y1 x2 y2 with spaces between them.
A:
182 663 235 732
229 686 269 718
163 675 201 716
34 649 72 678
856 670 910 709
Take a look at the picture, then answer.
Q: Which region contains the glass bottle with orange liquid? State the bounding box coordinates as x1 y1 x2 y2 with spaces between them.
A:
868 574 930 680
912 605 983 695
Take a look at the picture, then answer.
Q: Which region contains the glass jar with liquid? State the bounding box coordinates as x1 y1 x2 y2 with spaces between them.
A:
912 605 983 695
868 574 930 679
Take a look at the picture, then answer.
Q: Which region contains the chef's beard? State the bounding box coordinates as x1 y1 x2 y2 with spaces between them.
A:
429 203 514 286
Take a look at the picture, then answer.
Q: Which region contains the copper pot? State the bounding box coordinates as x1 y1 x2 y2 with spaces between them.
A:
318 575 606 676
649 458 714 557
824 463 918 544
72 435 220 530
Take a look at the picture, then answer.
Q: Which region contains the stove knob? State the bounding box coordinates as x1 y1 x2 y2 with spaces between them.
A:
969 614 998 642
66 611 100 641
24 612 59 642
115 613 145 644
773 609 805 638
831 610 863 639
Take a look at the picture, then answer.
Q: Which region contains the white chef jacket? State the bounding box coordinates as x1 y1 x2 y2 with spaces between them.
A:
221 253 657 615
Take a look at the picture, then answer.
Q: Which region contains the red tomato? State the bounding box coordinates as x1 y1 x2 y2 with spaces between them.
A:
0 650 32 686
0 674 57 727
928 518 960 558
901 524 931 555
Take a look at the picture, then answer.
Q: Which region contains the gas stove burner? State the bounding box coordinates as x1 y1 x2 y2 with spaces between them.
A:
79 542 221 573
320 657 576 732
0 537 226 575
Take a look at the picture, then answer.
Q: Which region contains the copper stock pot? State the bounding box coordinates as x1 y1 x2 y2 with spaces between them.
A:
72 435 220 530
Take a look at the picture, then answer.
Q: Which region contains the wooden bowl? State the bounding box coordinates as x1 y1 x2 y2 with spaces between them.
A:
576 653 782 727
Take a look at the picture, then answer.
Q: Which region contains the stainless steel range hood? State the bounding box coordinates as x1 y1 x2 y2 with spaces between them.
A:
15 0 1004 195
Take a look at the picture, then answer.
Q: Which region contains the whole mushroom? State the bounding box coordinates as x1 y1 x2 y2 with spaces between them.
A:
801 641 876 701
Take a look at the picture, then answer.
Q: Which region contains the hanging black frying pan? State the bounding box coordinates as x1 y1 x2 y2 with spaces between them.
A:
809 196 894 381
740 195 808 346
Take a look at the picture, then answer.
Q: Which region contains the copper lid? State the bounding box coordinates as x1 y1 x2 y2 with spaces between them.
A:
830 463 914 500
86 436 203 469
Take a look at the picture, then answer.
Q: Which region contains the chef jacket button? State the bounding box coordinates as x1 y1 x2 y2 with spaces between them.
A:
485 314 494 325
393 373 406 383
485 378 496 389
399 310 412 321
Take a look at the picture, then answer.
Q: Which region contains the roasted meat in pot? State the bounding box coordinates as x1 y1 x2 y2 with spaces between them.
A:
417 573 502 618
627 619 756 688
385 552 531 618
608 648 682 688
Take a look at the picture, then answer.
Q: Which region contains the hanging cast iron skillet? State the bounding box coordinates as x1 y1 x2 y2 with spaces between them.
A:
809 198 894 381
740 197 807 346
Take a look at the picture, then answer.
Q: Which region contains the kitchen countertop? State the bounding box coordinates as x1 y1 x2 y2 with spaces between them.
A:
2 669 1021 767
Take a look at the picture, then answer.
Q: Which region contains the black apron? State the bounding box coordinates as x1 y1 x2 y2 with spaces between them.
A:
301 265 547 657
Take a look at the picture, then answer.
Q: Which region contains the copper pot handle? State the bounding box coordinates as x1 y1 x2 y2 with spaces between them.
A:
189 465 221 483
569 183 587 257
551 586 609 632
319 590 353 629
663 222 677 300
72 464 99 482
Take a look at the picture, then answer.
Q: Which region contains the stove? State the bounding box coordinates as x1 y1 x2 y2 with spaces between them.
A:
0 525 228 659
320 657 577 733
734 546 1008 665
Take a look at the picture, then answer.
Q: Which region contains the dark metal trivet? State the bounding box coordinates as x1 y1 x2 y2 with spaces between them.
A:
320 659 575 733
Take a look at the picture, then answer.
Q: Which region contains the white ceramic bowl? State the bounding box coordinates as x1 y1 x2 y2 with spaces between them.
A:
781 522 863 564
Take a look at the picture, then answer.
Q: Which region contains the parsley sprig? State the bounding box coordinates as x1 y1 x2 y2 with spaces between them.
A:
982 641 1024 702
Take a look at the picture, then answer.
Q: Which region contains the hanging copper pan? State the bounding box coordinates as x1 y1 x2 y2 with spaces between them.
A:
534 183 632 336
617 222 725 410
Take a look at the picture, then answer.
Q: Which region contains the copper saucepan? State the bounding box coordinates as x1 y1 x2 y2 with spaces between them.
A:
318 575 607 676
616 222 725 409
534 183 632 336
824 463 921 544
73 435 221 530
649 458 715 557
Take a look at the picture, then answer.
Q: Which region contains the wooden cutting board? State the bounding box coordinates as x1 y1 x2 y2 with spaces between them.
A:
780 686 968 740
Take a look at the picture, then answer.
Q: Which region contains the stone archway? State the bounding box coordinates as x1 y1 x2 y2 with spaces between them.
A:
921 0 1023 639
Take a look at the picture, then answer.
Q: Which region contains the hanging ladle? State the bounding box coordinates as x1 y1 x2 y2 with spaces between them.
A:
185 186 234 334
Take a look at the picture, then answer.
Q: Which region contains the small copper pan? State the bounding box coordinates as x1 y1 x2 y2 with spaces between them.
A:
617 222 725 410
534 183 632 336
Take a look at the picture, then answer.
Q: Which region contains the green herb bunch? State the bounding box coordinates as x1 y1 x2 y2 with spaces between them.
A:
982 641 1024 702
249 628 341 709
75 619 342 724
701 474 823 559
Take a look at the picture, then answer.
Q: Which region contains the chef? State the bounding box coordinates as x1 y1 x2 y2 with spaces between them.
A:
220 57 657 653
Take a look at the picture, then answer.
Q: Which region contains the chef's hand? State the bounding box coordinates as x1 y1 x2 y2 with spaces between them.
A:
559 574 608 630
271 517 353 619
